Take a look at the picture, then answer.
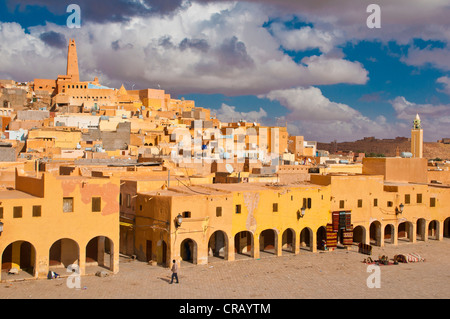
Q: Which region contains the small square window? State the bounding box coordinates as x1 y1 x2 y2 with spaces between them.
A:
405 194 410 204
182 211 191 218
32 205 41 217
339 200 345 209
63 197 74 213
92 197 101 212
13 206 22 218
373 198 378 207
216 207 222 217
235 205 241 214
417 194 422 204
0 207 3 219
387 201 393 207
430 198 436 207
273 203 278 212
358 199 363 208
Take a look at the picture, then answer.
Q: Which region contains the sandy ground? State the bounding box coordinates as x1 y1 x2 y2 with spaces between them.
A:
1 238 449 300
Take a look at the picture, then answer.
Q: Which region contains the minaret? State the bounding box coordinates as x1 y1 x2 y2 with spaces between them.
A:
411 113 423 158
66 39 80 82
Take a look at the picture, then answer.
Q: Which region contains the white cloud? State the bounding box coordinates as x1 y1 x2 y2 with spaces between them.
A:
0 1 369 95
270 24 340 53
214 103 267 123
389 96 450 141
402 46 450 71
437 76 450 95
261 86 397 142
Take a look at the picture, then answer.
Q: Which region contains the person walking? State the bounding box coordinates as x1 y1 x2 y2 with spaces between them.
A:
170 259 179 284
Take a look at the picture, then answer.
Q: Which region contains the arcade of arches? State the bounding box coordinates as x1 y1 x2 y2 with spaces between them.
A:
1 236 115 280
175 217 450 265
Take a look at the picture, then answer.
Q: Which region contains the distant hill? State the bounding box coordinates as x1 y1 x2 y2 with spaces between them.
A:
317 137 450 160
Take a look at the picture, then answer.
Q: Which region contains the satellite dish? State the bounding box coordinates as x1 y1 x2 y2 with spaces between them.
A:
226 164 234 174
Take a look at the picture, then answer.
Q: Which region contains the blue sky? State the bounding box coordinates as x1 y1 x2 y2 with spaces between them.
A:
0 0 449 142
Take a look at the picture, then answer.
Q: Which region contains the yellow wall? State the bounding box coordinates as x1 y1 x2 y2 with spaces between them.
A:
0 172 120 279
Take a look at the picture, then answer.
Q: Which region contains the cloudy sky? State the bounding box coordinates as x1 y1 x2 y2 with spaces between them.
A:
1 0 449 142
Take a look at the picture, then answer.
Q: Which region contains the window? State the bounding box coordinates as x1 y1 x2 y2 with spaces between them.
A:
182 211 191 218
235 204 241 214
417 194 422 204
63 197 74 213
0 207 3 218
273 203 278 212
358 199 363 208
430 197 436 207
92 197 101 212
32 205 41 217
373 198 378 207
405 194 410 204
216 207 222 217
13 206 22 218
126 194 131 208
303 198 312 209
339 200 345 209
387 201 393 207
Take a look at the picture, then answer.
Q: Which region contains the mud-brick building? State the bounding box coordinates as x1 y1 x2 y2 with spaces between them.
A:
0 171 120 280
134 182 332 266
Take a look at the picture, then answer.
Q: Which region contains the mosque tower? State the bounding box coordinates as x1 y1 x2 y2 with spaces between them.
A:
66 39 80 82
411 113 423 158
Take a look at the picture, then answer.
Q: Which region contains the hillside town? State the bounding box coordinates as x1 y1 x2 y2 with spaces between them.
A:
0 39 449 281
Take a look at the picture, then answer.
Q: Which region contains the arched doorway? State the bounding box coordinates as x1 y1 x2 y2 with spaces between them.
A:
444 218 450 238
384 224 395 244
234 231 253 258
208 231 228 260
428 220 439 240
49 238 79 269
300 227 313 252
282 228 295 253
316 226 327 250
416 218 427 241
86 236 114 272
259 229 277 255
353 225 366 244
370 221 382 246
180 238 197 264
1 241 36 280
398 221 413 242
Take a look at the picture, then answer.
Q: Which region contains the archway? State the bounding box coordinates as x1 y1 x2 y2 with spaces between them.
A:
369 221 382 246
398 221 413 242
428 220 439 240
180 238 197 264
416 218 427 241
444 218 450 238
208 230 228 260
49 238 80 269
300 227 313 252
1 241 36 280
259 229 277 255
86 236 114 272
234 231 253 258
282 228 295 253
384 224 395 244
353 225 366 244
316 226 327 250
